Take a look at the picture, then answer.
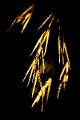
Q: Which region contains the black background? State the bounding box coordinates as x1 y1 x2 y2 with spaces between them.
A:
0 0 80 115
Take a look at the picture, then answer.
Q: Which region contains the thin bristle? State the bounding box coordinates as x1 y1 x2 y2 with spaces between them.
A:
59 61 70 80
63 74 68 90
27 66 34 87
57 83 62 99
32 78 52 111
38 13 53 30
32 70 40 98
46 78 52 102
49 16 55 28
58 36 61 64
41 48 45 73
21 4 34 16
44 29 50 56
21 14 32 33
30 32 45 56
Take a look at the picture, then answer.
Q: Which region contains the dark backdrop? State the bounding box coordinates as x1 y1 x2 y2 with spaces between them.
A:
0 0 80 115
